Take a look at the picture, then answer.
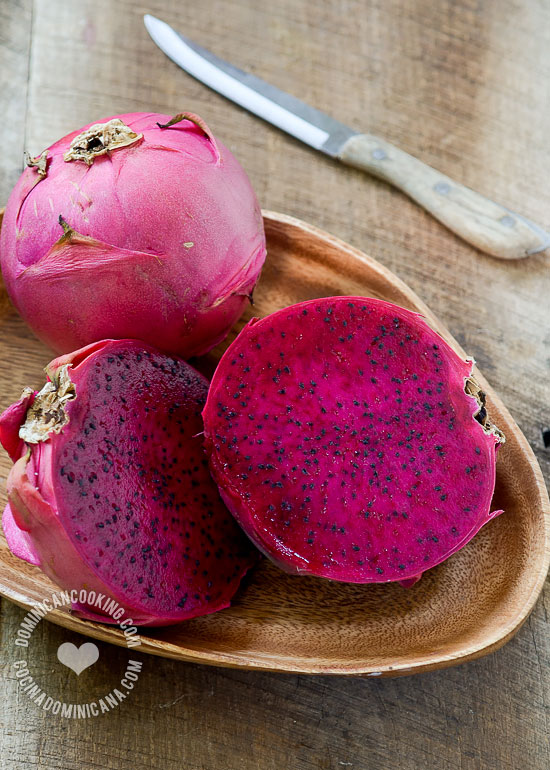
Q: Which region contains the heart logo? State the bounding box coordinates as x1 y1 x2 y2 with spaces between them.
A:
57 642 99 675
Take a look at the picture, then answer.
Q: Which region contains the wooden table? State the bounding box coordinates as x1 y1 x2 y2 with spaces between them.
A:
1 1 549 768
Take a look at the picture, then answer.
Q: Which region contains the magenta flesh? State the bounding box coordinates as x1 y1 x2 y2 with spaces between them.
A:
0 340 258 625
203 297 504 584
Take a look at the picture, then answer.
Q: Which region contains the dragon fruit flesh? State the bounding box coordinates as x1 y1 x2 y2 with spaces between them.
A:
0 112 266 357
203 296 505 584
0 339 258 625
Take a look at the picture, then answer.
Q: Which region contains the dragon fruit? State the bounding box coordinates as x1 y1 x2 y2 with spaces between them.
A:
0 339 257 626
0 112 266 357
203 296 505 584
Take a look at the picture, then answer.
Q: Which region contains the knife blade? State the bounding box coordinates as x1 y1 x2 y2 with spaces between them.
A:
144 13 549 259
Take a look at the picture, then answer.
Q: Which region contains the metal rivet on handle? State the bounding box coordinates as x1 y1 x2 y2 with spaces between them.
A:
434 181 451 195
499 215 516 228
371 148 387 160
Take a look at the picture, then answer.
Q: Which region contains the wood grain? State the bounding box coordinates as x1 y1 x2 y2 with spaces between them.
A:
1 0 550 768
1 209 547 675
0 0 33 193
338 132 550 259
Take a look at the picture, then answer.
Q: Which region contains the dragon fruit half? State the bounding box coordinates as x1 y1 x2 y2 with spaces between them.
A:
0 112 266 357
203 296 505 584
0 340 258 625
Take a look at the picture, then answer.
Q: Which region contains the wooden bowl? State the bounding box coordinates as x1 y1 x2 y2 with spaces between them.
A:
0 210 548 676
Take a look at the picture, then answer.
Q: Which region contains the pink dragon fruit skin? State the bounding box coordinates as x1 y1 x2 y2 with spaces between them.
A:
0 339 258 626
203 296 505 584
0 112 266 358
0 390 42 567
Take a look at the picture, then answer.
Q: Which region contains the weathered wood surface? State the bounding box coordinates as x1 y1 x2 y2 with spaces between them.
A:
2 209 547 677
1 0 549 768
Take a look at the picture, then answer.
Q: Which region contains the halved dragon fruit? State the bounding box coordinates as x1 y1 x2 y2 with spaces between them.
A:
0 340 258 625
203 296 505 584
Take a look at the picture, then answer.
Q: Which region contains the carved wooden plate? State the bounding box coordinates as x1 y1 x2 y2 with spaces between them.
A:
0 210 548 676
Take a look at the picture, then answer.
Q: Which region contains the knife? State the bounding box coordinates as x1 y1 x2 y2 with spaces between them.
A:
144 14 549 260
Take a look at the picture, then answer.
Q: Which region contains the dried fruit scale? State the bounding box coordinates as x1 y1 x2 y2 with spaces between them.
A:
0 210 548 676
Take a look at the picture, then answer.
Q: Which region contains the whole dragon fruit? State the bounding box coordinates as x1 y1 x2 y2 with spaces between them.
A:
0 340 258 625
0 112 266 357
203 296 505 584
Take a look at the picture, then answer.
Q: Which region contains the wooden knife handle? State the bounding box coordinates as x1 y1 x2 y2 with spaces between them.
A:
338 133 549 259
